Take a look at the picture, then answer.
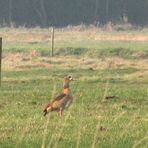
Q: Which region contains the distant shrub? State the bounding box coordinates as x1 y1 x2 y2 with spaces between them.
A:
132 51 148 59
40 47 147 59
53 47 89 56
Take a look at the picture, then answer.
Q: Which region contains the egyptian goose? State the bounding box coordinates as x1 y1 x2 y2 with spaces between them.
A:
43 75 74 116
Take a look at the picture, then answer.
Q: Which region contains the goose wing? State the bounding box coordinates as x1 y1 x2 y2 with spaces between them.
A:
50 93 67 109
52 93 66 102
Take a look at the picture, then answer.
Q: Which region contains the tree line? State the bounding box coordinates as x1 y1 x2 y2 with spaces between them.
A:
0 0 148 27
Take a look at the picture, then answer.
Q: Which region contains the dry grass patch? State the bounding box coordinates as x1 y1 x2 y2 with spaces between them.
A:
1 27 148 43
3 53 148 73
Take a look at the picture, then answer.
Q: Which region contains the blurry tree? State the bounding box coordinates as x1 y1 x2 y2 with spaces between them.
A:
126 0 148 26
31 0 47 27
8 0 13 25
0 0 148 27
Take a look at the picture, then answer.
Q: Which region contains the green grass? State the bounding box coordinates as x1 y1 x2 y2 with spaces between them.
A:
0 29 148 148
3 41 148 59
0 66 148 148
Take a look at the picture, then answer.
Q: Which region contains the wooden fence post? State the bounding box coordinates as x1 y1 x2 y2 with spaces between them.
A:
51 27 54 57
0 37 2 87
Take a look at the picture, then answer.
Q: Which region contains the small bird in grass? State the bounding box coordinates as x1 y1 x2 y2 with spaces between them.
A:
43 75 74 117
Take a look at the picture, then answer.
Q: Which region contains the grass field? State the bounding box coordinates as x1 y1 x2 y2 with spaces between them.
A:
0 27 148 148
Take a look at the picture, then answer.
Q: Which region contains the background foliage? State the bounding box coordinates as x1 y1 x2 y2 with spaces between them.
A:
0 0 148 27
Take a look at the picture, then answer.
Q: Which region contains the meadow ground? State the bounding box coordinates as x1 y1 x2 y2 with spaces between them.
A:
0 27 148 148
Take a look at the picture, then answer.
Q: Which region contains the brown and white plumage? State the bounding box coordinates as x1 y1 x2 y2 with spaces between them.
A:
43 75 74 116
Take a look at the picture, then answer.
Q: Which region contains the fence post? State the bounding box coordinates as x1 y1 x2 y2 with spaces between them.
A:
0 37 2 87
51 27 54 57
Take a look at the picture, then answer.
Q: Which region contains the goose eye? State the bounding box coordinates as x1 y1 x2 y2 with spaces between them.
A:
68 75 73 80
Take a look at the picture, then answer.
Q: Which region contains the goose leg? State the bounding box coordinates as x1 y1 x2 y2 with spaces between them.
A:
59 108 64 117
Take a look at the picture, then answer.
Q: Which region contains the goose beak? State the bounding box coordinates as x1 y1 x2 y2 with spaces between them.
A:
70 77 74 81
